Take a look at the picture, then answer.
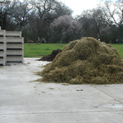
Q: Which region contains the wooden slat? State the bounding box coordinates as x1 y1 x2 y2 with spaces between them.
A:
0 58 5 65
0 51 4 57
7 50 23 55
6 56 23 61
7 44 23 49
0 37 5 42
0 30 5 36
6 31 21 37
6 37 23 43
0 44 5 49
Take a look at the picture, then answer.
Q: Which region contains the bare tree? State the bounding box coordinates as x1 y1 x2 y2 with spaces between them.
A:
10 1 31 30
98 0 123 42
99 0 123 26
78 9 108 40
0 0 11 29
30 0 57 22
54 1 72 16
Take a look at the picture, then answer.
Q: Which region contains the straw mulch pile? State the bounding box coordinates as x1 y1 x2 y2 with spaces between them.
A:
37 37 123 84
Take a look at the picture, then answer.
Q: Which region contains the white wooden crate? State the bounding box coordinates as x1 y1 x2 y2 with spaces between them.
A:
0 30 24 65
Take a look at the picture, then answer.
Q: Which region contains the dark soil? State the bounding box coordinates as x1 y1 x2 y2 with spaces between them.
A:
38 49 62 61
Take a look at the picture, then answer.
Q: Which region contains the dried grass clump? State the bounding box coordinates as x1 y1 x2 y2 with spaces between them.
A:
38 37 123 84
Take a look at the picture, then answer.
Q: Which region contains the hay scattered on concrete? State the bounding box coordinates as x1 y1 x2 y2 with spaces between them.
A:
37 37 123 84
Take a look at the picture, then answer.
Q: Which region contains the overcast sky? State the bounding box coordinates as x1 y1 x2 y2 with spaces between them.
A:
1 0 117 16
58 0 117 16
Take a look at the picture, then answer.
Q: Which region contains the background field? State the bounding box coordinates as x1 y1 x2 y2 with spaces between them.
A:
24 43 123 59
111 44 123 59
24 43 66 57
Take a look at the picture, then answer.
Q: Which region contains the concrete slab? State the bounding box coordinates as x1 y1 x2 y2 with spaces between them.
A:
0 58 123 123
92 85 123 103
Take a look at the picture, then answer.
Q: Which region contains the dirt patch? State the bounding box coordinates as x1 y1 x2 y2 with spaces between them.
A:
38 49 62 61
37 37 123 84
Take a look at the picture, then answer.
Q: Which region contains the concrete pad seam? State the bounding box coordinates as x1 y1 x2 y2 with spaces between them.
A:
0 110 123 115
91 85 123 104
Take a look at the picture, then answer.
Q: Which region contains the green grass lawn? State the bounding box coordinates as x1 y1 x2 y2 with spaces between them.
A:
24 43 66 57
111 44 123 59
24 43 123 59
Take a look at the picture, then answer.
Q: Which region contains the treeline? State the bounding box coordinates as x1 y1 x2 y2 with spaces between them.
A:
0 0 123 43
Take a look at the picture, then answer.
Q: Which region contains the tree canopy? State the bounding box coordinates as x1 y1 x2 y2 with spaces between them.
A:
0 0 123 43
